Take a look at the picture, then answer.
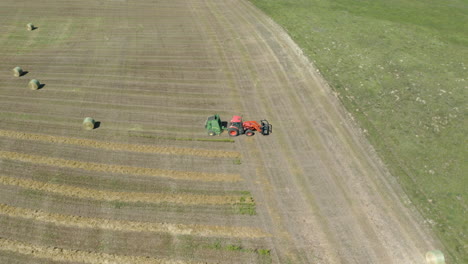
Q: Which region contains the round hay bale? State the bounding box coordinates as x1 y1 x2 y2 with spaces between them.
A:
13 67 23 77
426 250 445 264
83 117 95 130
27 23 34 31
28 79 40 90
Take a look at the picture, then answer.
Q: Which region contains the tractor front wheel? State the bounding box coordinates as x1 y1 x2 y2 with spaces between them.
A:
245 130 255 137
228 128 239 137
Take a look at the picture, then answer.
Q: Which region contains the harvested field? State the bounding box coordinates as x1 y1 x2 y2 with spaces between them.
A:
0 0 441 263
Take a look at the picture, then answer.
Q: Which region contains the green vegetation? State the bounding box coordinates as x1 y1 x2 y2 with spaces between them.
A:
111 201 125 209
235 202 257 215
257 248 271 256
178 237 271 262
250 0 467 262
206 240 271 256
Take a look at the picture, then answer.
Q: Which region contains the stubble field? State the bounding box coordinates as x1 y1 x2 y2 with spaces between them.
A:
0 0 443 263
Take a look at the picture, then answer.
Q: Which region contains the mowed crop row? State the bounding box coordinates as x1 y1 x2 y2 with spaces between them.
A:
0 237 200 264
0 175 249 205
0 203 266 238
0 129 240 158
0 0 273 263
0 151 241 182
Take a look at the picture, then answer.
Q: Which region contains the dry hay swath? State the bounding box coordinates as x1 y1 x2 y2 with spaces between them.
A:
83 117 95 130
26 23 34 31
0 175 252 205
0 151 241 182
0 237 200 264
0 129 240 158
0 203 268 238
28 79 40 90
426 250 445 264
13 67 23 77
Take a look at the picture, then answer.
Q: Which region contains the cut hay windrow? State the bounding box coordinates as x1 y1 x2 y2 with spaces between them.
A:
0 203 268 238
0 175 252 205
0 237 200 264
0 151 241 182
0 129 240 158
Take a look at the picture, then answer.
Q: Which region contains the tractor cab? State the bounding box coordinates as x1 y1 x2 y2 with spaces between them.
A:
228 115 244 136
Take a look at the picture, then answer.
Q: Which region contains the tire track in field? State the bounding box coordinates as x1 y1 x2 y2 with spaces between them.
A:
0 203 268 238
0 129 240 158
0 175 252 205
0 151 241 182
0 237 199 264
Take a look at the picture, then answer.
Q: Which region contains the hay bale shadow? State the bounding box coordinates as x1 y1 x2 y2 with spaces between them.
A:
27 24 37 31
38 83 45 89
20 71 29 77
94 121 101 129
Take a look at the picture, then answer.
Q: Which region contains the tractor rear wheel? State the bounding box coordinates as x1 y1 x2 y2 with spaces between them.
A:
245 130 255 136
228 128 239 137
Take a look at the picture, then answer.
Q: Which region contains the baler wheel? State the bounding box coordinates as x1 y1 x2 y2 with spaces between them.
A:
228 128 239 137
208 131 215 136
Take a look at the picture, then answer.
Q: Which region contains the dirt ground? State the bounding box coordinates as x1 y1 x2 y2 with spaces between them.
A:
0 0 441 263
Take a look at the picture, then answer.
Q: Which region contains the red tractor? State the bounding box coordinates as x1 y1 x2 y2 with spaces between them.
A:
227 115 272 137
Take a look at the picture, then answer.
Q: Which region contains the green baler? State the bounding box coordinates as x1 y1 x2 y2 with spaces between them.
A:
205 114 225 136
